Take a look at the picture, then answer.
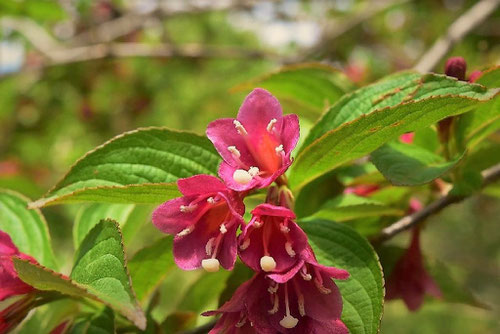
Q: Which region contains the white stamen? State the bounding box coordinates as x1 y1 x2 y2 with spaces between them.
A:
248 166 260 177
280 315 298 329
314 278 332 294
233 120 248 135
177 226 194 237
233 169 252 185
260 256 277 272
227 145 241 158
207 197 216 204
280 224 290 233
275 144 284 154
267 118 277 132
301 273 312 281
280 283 298 329
205 237 215 256
285 242 296 257
220 224 227 234
240 238 250 250
235 313 247 328
180 204 197 213
253 220 263 228
298 294 306 317
201 258 220 272
268 293 279 314
268 282 279 294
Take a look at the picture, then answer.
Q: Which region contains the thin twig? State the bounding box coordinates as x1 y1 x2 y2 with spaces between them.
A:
299 0 409 60
372 163 500 243
414 0 500 73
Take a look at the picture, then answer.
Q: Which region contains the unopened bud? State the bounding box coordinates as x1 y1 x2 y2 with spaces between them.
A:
445 57 466 81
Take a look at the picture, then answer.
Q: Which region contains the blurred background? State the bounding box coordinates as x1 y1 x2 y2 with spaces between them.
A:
0 0 499 333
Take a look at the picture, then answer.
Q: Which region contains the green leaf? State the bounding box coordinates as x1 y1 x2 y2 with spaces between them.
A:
71 219 146 330
128 237 175 302
0 189 57 269
69 307 115 334
289 81 498 191
73 203 135 249
233 63 354 115
454 66 500 149
301 71 421 150
370 142 464 186
309 194 404 222
475 66 500 88
300 219 384 334
30 127 221 208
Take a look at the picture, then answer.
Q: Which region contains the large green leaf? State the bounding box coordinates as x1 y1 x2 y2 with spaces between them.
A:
0 189 57 269
301 71 421 150
30 127 221 208
73 203 135 249
289 82 498 191
233 63 354 115
69 307 115 334
128 237 175 303
370 142 464 186
309 194 404 222
300 219 384 334
455 67 500 149
71 219 146 329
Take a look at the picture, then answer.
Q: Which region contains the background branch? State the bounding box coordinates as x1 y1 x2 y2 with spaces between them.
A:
372 163 500 243
414 0 500 73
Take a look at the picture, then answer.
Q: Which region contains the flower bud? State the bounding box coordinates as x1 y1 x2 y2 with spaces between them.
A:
444 57 466 81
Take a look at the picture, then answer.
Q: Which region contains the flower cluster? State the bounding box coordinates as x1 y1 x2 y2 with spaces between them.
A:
153 88 349 333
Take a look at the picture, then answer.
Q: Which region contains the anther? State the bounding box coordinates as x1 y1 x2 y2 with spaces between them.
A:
280 315 298 329
253 220 263 228
235 313 248 328
275 144 284 154
268 293 279 314
227 145 241 158
260 256 277 272
314 278 332 294
285 242 296 257
267 118 277 132
207 197 216 204
205 237 215 256
280 223 290 233
248 166 260 177
201 258 220 272
268 282 279 294
233 169 252 185
177 226 194 237
220 224 227 234
180 204 197 213
233 120 248 135
240 238 250 250
298 294 306 317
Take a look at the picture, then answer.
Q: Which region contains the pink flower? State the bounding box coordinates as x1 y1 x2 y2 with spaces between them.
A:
343 184 379 197
385 227 442 311
238 204 308 273
0 294 37 333
206 88 299 191
152 175 245 272
468 70 482 83
399 132 415 144
205 248 349 333
0 231 37 301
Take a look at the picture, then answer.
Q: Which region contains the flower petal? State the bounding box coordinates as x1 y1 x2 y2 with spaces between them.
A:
0 231 19 256
152 196 199 235
280 114 300 155
237 88 284 137
251 203 296 219
177 175 227 196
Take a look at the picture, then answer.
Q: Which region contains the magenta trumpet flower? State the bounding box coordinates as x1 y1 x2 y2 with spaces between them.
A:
206 88 299 191
206 248 349 333
238 204 308 273
152 175 245 272
0 231 37 301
